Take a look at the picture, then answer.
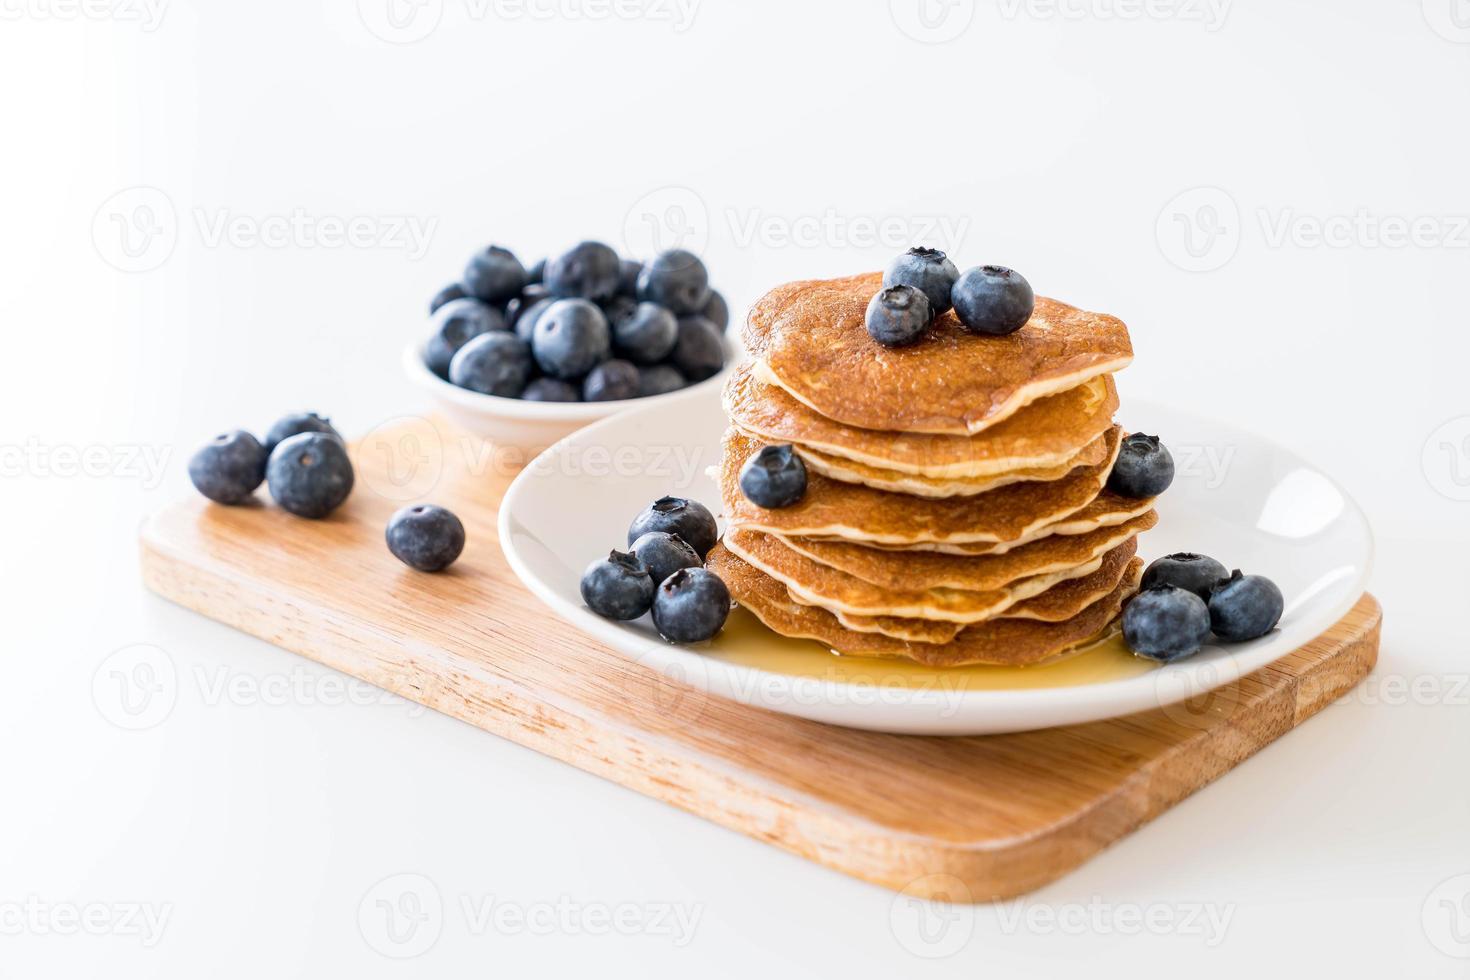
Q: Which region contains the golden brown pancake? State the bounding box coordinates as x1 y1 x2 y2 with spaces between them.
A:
779 510 1157 592
707 544 1143 666
722 528 1137 624
742 273 1133 435
720 426 1123 547
858 491 1156 555
726 361 1118 479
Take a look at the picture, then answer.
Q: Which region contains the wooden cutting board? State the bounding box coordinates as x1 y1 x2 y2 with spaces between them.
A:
138 418 1380 901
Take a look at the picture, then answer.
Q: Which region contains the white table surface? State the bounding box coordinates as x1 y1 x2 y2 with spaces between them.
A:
4 2 1469 975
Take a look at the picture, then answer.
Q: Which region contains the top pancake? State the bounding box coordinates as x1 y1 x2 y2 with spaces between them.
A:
743 273 1133 435
726 362 1118 479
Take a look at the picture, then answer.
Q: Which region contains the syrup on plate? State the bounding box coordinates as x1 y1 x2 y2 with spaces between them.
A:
703 607 1156 692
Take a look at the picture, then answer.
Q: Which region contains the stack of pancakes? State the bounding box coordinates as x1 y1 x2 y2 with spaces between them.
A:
706 272 1158 667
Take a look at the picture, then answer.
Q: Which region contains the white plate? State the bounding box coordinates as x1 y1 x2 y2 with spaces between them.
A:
498 387 1373 735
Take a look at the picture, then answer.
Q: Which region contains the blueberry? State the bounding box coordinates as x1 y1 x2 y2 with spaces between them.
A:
429 282 468 314
263 412 342 457
636 249 709 315
601 294 639 332
638 364 687 398
652 567 731 643
1107 433 1175 498
513 296 555 343
669 315 726 381
545 241 622 302
449 332 533 397
266 432 354 519
701 289 730 331
385 504 466 572
526 257 546 285
532 299 611 379
505 284 550 330
580 549 655 620
583 359 640 401
739 444 807 508
1141 552 1228 600
884 246 959 317
188 430 267 505
951 265 1035 336
1208 571 1284 642
522 377 580 402
424 298 505 379
865 285 931 347
463 245 526 305
1122 585 1212 663
628 496 718 558
617 258 642 297
630 531 701 585
612 302 678 364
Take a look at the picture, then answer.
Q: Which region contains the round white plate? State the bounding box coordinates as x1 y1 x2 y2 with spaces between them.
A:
498 387 1373 735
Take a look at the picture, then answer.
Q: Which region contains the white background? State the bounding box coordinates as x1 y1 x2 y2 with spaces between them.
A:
3 0 1469 975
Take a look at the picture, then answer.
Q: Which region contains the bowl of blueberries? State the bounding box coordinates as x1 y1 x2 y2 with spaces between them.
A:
408 240 738 453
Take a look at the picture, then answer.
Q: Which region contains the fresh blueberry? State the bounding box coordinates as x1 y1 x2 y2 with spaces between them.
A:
449 332 533 398
1122 585 1212 663
611 302 678 364
429 282 468 314
188 430 267 505
652 567 731 643
884 246 959 317
463 245 526 305
636 249 710 315
1107 433 1175 498
670 315 726 381
739 444 807 508
1208 571 1284 642
628 496 718 558
638 364 687 398
601 293 639 331
617 258 642 297
424 298 505 379
526 257 546 285
263 412 342 457
865 285 931 347
385 504 466 572
266 432 354 519
630 531 701 586
951 265 1035 336
701 289 729 331
513 296 555 343
522 378 580 402
532 299 611 379
1141 552 1228 600
505 284 550 330
583 359 640 401
581 549 656 620
544 241 622 301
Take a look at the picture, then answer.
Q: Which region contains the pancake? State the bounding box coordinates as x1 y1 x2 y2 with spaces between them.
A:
708 544 1143 666
726 361 1118 479
720 426 1124 547
742 273 1133 435
835 545 1143 640
786 429 1109 498
858 492 1156 555
779 510 1157 592
722 528 1138 624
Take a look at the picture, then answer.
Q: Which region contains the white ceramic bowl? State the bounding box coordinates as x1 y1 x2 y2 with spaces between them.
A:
402 334 739 454
498 385 1374 736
